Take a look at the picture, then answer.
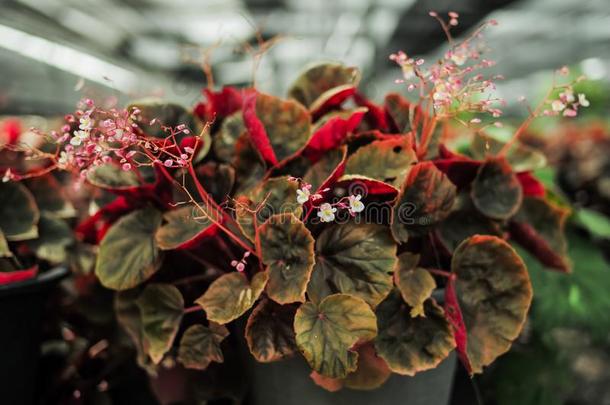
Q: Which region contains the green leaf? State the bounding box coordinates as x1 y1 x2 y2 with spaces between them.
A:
245 298 298 362
86 163 141 189
196 271 268 324
0 181 39 241
438 193 502 251
394 254 436 318
259 213 315 304
178 323 229 370
510 197 571 272
309 222 397 307
95 207 163 290
303 147 346 191
452 235 533 373
385 93 417 133
471 133 547 172
236 176 302 242
573 207 610 239
136 283 184 364
391 162 456 243
155 204 215 250
115 290 154 371
253 92 312 161
345 136 417 188
472 157 522 220
374 290 455 376
214 111 245 162
288 62 361 111
25 175 76 218
294 293 377 378
26 212 74 264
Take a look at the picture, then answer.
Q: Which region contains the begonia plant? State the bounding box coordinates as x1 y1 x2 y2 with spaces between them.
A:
5 12 586 396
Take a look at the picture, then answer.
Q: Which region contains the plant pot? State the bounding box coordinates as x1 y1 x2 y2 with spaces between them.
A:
0 267 69 405
245 352 456 405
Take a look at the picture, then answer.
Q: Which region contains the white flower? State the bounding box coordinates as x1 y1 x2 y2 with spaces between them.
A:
578 93 590 107
70 130 89 146
296 186 311 205
348 194 365 214
58 151 72 168
79 115 93 130
317 203 337 223
551 100 566 112
449 50 467 66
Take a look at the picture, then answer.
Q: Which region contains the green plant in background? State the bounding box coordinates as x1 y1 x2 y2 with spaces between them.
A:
1 12 592 404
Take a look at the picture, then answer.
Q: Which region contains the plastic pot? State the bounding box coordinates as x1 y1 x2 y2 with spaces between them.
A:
246 352 456 405
0 267 69 405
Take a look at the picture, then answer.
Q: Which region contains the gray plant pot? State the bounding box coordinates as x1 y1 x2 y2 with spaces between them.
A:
246 352 456 405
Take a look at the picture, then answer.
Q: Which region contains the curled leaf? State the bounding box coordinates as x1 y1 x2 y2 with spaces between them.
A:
471 157 522 220
391 162 456 243
136 283 184 364
178 323 229 370
309 222 397 307
0 181 39 241
294 293 377 378
246 298 298 362
394 254 436 318
374 290 455 376
196 271 268 324
259 213 315 304
452 235 533 373
95 207 163 290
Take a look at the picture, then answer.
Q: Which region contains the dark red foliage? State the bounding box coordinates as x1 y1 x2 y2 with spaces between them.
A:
444 276 473 375
517 172 545 197
353 92 389 132
242 91 278 165
508 221 570 272
303 110 365 163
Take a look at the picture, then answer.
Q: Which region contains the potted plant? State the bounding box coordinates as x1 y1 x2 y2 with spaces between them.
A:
0 120 75 405
14 12 586 405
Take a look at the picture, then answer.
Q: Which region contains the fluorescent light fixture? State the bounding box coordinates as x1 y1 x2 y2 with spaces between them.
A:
0 23 137 90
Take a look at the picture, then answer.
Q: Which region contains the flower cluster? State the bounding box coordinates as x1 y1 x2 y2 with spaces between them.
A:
390 12 504 118
230 251 251 272
547 85 589 117
37 99 196 179
295 183 365 222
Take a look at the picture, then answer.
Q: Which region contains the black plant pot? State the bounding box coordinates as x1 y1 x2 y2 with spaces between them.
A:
0 267 69 405
246 353 456 405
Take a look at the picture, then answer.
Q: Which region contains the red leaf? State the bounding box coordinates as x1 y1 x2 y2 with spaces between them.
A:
334 176 399 198
0 265 38 285
195 87 244 121
444 276 473 375
433 159 481 188
508 221 570 272
353 92 389 132
242 92 278 166
517 172 545 197
75 196 136 244
311 87 357 120
303 110 366 163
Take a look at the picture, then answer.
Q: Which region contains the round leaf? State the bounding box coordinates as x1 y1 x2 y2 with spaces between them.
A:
259 213 315 304
245 298 298 362
391 162 456 243
374 290 455 376
394 257 436 318
178 323 229 370
288 62 361 112
95 207 163 290
87 163 140 189
0 181 39 241
214 111 245 162
136 283 184 364
471 133 547 172
196 271 268 324
344 343 391 390
26 212 74 264
294 293 377 378
472 157 522 220
452 235 533 373
309 222 397 307
345 136 417 188
156 204 215 250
